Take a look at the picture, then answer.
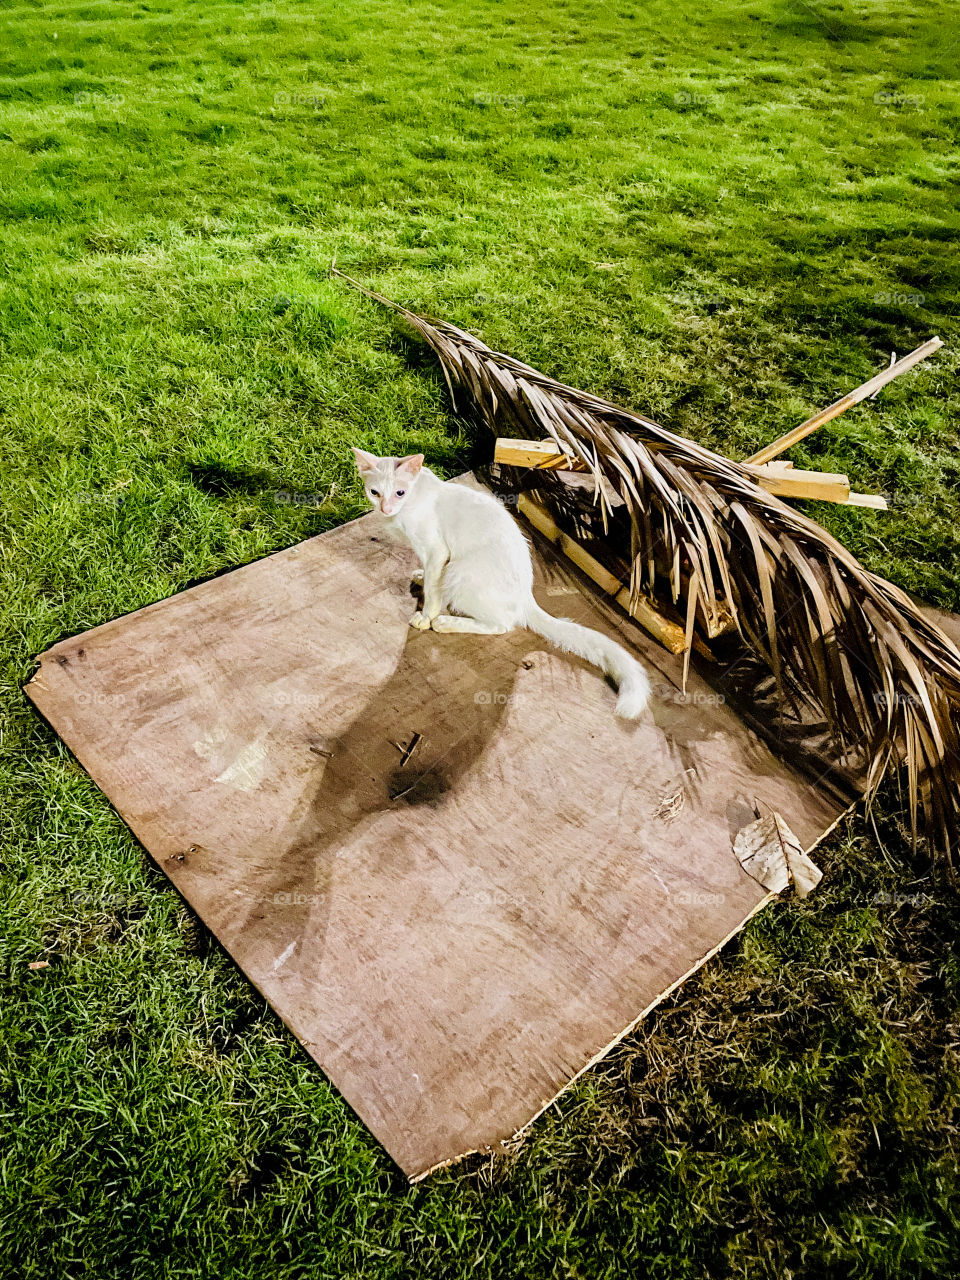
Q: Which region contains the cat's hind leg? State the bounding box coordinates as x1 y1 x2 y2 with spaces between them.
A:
430 614 509 635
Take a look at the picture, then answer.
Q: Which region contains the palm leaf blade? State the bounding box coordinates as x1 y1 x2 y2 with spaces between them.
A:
333 269 960 865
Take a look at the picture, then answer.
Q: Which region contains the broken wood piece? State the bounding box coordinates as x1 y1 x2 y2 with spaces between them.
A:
517 494 688 655
702 603 737 639
844 492 889 510
494 438 582 471
734 812 823 898
743 464 852 503
748 464 888 509
498 439 887 510
398 732 422 768
745 336 943 466
870 351 897 398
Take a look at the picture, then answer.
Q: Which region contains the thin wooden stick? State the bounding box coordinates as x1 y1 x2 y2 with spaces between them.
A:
745 337 943 466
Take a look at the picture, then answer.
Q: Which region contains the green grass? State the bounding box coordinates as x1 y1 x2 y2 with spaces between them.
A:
2 0 960 1275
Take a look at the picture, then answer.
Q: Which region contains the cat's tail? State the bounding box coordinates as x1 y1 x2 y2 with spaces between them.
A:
521 602 651 720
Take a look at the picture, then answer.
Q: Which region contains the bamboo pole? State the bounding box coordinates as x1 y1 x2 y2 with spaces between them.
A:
745 337 943 466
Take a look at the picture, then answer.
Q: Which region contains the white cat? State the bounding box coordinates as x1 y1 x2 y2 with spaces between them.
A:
352 449 650 719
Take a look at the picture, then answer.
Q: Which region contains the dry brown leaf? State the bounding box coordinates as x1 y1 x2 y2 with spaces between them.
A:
331 269 960 867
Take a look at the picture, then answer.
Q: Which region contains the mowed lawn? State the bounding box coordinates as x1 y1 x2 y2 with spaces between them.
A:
2 0 960 1275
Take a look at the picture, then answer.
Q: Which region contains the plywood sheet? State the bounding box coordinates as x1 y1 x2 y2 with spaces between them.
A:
25 479 844 1178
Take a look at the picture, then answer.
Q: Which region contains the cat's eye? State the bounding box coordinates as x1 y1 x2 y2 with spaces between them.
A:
396 489 405 497
370 488 379 497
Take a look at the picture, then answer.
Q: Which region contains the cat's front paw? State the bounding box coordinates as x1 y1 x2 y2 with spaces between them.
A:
409 610 432 631
410 569 424 586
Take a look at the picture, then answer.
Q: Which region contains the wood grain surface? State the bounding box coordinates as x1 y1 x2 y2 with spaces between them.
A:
25 478 845 1178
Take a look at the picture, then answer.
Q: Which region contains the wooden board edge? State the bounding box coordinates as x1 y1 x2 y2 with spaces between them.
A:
408 797 857 1181
408 888 778 1181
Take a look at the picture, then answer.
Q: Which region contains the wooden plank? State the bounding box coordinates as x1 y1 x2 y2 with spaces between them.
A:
517 493 688 654
497 439 884 509
518 493 621 594
494 438 581 470
745 337 943 466
743 465 852 503
24 475 846 1180
749 466 886 509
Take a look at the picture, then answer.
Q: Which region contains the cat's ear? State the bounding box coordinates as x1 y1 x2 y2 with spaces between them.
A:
395 453 424 477
352 447 379 474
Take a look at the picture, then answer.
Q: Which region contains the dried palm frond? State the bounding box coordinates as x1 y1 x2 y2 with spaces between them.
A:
332 268 960 866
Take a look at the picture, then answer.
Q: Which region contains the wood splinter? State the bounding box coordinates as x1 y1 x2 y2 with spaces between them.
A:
391 732 423 767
